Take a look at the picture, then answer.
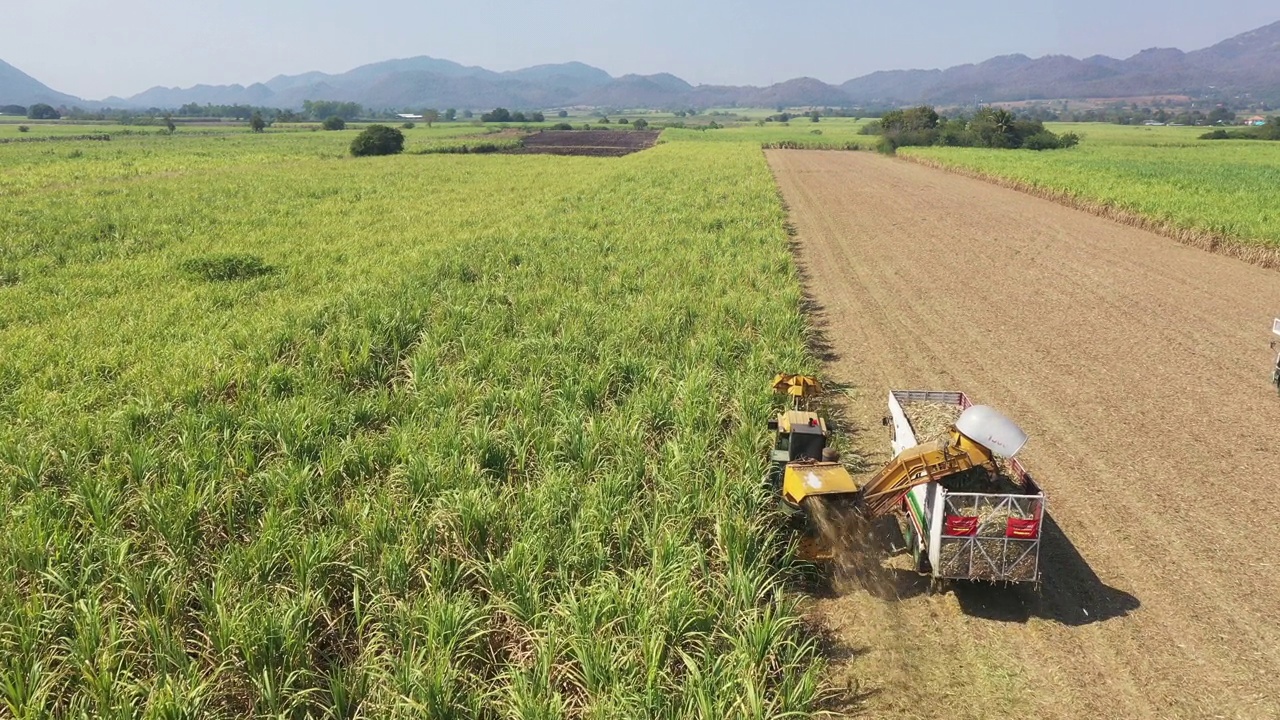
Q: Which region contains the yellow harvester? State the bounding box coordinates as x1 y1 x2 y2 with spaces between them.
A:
767 374 1035 573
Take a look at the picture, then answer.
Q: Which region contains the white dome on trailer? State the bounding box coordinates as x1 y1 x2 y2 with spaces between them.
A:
955 405 1028 457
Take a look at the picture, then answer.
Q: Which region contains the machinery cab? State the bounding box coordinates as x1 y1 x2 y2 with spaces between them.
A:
768 410 829 465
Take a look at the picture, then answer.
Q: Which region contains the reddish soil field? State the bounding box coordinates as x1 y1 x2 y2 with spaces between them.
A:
768 149 1280 720
512 130 660 157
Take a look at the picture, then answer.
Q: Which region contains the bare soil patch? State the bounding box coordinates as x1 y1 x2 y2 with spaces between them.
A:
511 130 660 157
900 154 1280 270
768 149 1280 720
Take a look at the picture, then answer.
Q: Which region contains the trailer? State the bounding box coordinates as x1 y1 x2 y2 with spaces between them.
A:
887 390 1046 586
1271 319 1280 391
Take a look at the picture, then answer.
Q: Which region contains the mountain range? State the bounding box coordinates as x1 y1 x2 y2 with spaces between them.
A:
0 59 83 107
3 21 1279 111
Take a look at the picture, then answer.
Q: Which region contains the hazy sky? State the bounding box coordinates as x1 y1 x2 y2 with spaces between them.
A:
3 1 1277 99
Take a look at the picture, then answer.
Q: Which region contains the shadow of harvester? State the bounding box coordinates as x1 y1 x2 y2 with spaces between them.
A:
949 513 1140 626
799 512 1140 627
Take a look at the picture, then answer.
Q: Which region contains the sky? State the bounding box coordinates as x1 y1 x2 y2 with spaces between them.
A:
2 1 1277 100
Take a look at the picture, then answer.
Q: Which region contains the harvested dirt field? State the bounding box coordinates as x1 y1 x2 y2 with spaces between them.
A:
767 150 1280 720
512 130 659 157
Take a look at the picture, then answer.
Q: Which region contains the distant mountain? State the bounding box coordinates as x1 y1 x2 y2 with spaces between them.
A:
504 62 613 94
840 21 1280 104
0 59 83 107
108 57 609 111
576 74 693 108
5 21 1280 112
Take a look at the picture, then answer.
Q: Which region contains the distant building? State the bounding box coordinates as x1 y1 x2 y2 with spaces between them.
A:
1246 115 1267 126
397 113 423 120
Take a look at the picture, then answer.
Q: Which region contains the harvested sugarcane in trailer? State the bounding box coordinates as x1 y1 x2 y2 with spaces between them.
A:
767 378 1046 585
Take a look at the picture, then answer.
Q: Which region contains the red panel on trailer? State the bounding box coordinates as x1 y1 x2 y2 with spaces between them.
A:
1007 517 1041 539
945 515 979 536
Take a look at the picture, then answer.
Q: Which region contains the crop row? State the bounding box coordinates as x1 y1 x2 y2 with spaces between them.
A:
0 136 825 717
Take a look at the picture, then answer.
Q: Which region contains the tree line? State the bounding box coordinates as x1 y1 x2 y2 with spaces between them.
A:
1201 116 1280 141
862 106 1080 151
0 103 63 120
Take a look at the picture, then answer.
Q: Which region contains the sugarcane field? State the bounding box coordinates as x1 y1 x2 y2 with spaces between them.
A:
5 10 1280 720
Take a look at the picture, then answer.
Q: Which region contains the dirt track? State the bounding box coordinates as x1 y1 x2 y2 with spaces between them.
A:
767 150 1280 720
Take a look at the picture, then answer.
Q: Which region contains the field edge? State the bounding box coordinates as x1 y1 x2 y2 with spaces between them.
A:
897 153 1280 270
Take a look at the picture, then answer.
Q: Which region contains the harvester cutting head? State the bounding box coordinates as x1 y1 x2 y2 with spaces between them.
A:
771 374 822 409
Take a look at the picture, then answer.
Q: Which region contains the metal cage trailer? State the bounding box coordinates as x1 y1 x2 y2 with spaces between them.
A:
888 390 1047 586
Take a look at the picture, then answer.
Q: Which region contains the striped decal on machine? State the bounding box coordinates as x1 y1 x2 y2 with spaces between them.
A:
905 491 927 540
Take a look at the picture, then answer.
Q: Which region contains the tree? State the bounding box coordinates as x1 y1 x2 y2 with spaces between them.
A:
880 106 939 133
444 108 457 121
350 125 405 157
304 100 362 121
164 115 176 134
250 111 267 133
617 118 630 125
463 110 474 119
0 104 26 116
481 108 512 123
27 103 60 120
1207 107 1236 125
322 116 346 130
530 112 545 123
557 110 569 118
632 118 649 130
968 107 1018 148
423 109 439 127
810 111 821 123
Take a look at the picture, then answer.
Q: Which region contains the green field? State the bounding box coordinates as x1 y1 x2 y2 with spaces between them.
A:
5 114 1279 717
0 129 825 717
901 122 1280 247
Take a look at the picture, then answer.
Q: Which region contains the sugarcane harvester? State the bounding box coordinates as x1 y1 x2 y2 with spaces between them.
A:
767 375 1044 583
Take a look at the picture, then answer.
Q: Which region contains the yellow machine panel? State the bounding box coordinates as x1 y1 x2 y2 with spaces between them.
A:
781 462 860 508
778 410 827 434
857 431 995 518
